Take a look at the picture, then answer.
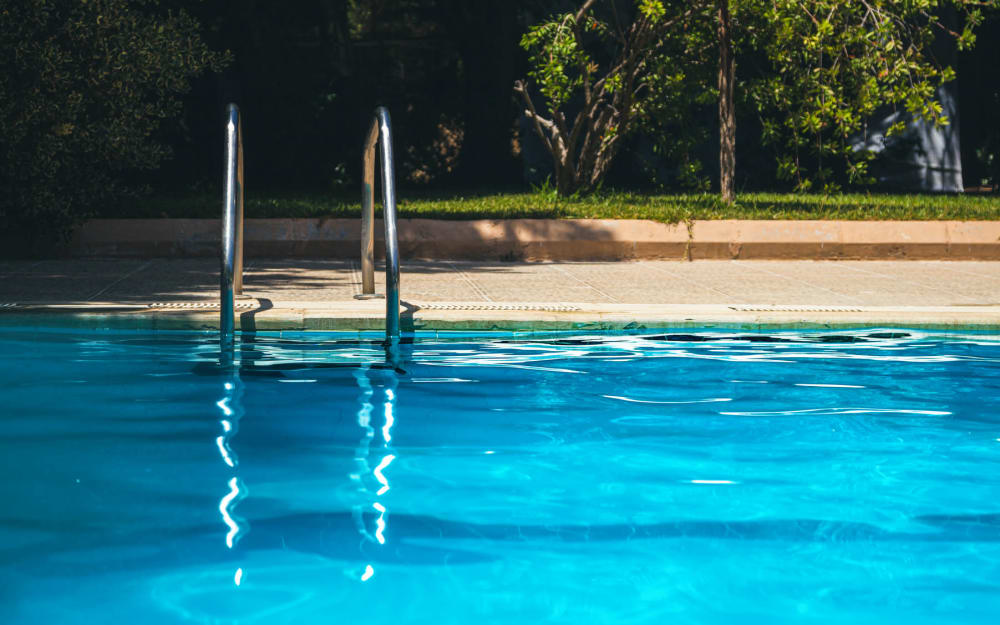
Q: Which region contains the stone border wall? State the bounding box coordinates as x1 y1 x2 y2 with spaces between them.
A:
68 218 1000 260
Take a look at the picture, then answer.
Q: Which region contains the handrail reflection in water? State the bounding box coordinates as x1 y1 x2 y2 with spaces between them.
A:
350 363 398 581
216 369 247 586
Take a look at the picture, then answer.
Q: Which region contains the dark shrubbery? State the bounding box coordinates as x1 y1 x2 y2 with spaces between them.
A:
0 0 228 250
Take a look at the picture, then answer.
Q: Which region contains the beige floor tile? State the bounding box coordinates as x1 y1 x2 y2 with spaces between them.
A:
2 259 999 310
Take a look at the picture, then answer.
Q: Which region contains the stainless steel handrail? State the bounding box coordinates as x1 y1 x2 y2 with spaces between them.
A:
358 107 400 343
221 103 245 349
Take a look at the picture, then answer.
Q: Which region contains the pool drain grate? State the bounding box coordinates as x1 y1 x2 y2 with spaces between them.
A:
147 302 257 310
420 303 582 312
730 305 864 313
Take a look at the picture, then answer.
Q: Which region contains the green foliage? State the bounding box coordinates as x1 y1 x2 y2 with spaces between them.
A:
521 12 596 110
118 190 1000 222
641 2 716 191
519 0 996 199
517 1 691 195
740 0 996 191
0 0 228 246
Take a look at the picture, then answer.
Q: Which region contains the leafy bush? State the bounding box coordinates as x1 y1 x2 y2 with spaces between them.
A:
515 1 694 196
517 1 996 200
0 0 228 249
743 0 992 193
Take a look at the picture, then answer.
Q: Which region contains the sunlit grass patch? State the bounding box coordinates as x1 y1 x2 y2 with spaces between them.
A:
116 190 1000 222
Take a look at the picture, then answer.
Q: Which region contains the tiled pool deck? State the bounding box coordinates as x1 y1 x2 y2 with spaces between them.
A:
2 259 999 331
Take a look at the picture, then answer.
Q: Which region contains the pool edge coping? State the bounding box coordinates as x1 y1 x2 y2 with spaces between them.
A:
4 301 1000 332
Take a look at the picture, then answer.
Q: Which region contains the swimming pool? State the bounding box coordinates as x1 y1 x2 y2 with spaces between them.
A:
1 328 998 624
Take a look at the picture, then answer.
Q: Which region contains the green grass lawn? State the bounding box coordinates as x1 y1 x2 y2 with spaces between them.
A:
114 190 1000 222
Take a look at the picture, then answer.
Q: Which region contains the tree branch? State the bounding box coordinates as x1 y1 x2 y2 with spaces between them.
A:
514 80 555 155
574 0 601 25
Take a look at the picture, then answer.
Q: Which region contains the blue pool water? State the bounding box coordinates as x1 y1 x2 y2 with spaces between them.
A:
1 328 999 624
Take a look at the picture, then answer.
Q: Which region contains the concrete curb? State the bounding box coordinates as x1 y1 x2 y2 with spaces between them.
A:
68 218 1000 260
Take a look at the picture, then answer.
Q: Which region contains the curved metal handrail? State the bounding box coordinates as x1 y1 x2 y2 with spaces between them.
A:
358 107 400 343
221 103 245 350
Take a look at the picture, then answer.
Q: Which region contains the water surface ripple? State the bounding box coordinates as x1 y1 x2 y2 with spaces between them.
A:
1 329 998 624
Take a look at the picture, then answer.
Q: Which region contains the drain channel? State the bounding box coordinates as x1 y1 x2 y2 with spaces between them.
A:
420 304 581 312
147 302 257 310
730 305 864 313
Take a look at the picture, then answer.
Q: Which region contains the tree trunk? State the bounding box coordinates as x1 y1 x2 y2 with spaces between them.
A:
717 0 736 204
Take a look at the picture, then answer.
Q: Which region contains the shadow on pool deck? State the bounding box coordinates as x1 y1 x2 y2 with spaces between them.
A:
3 258 1000 308
2 258 1000 331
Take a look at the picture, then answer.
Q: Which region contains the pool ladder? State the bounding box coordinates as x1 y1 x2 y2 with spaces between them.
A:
356 107 401 341
219 105 401 352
